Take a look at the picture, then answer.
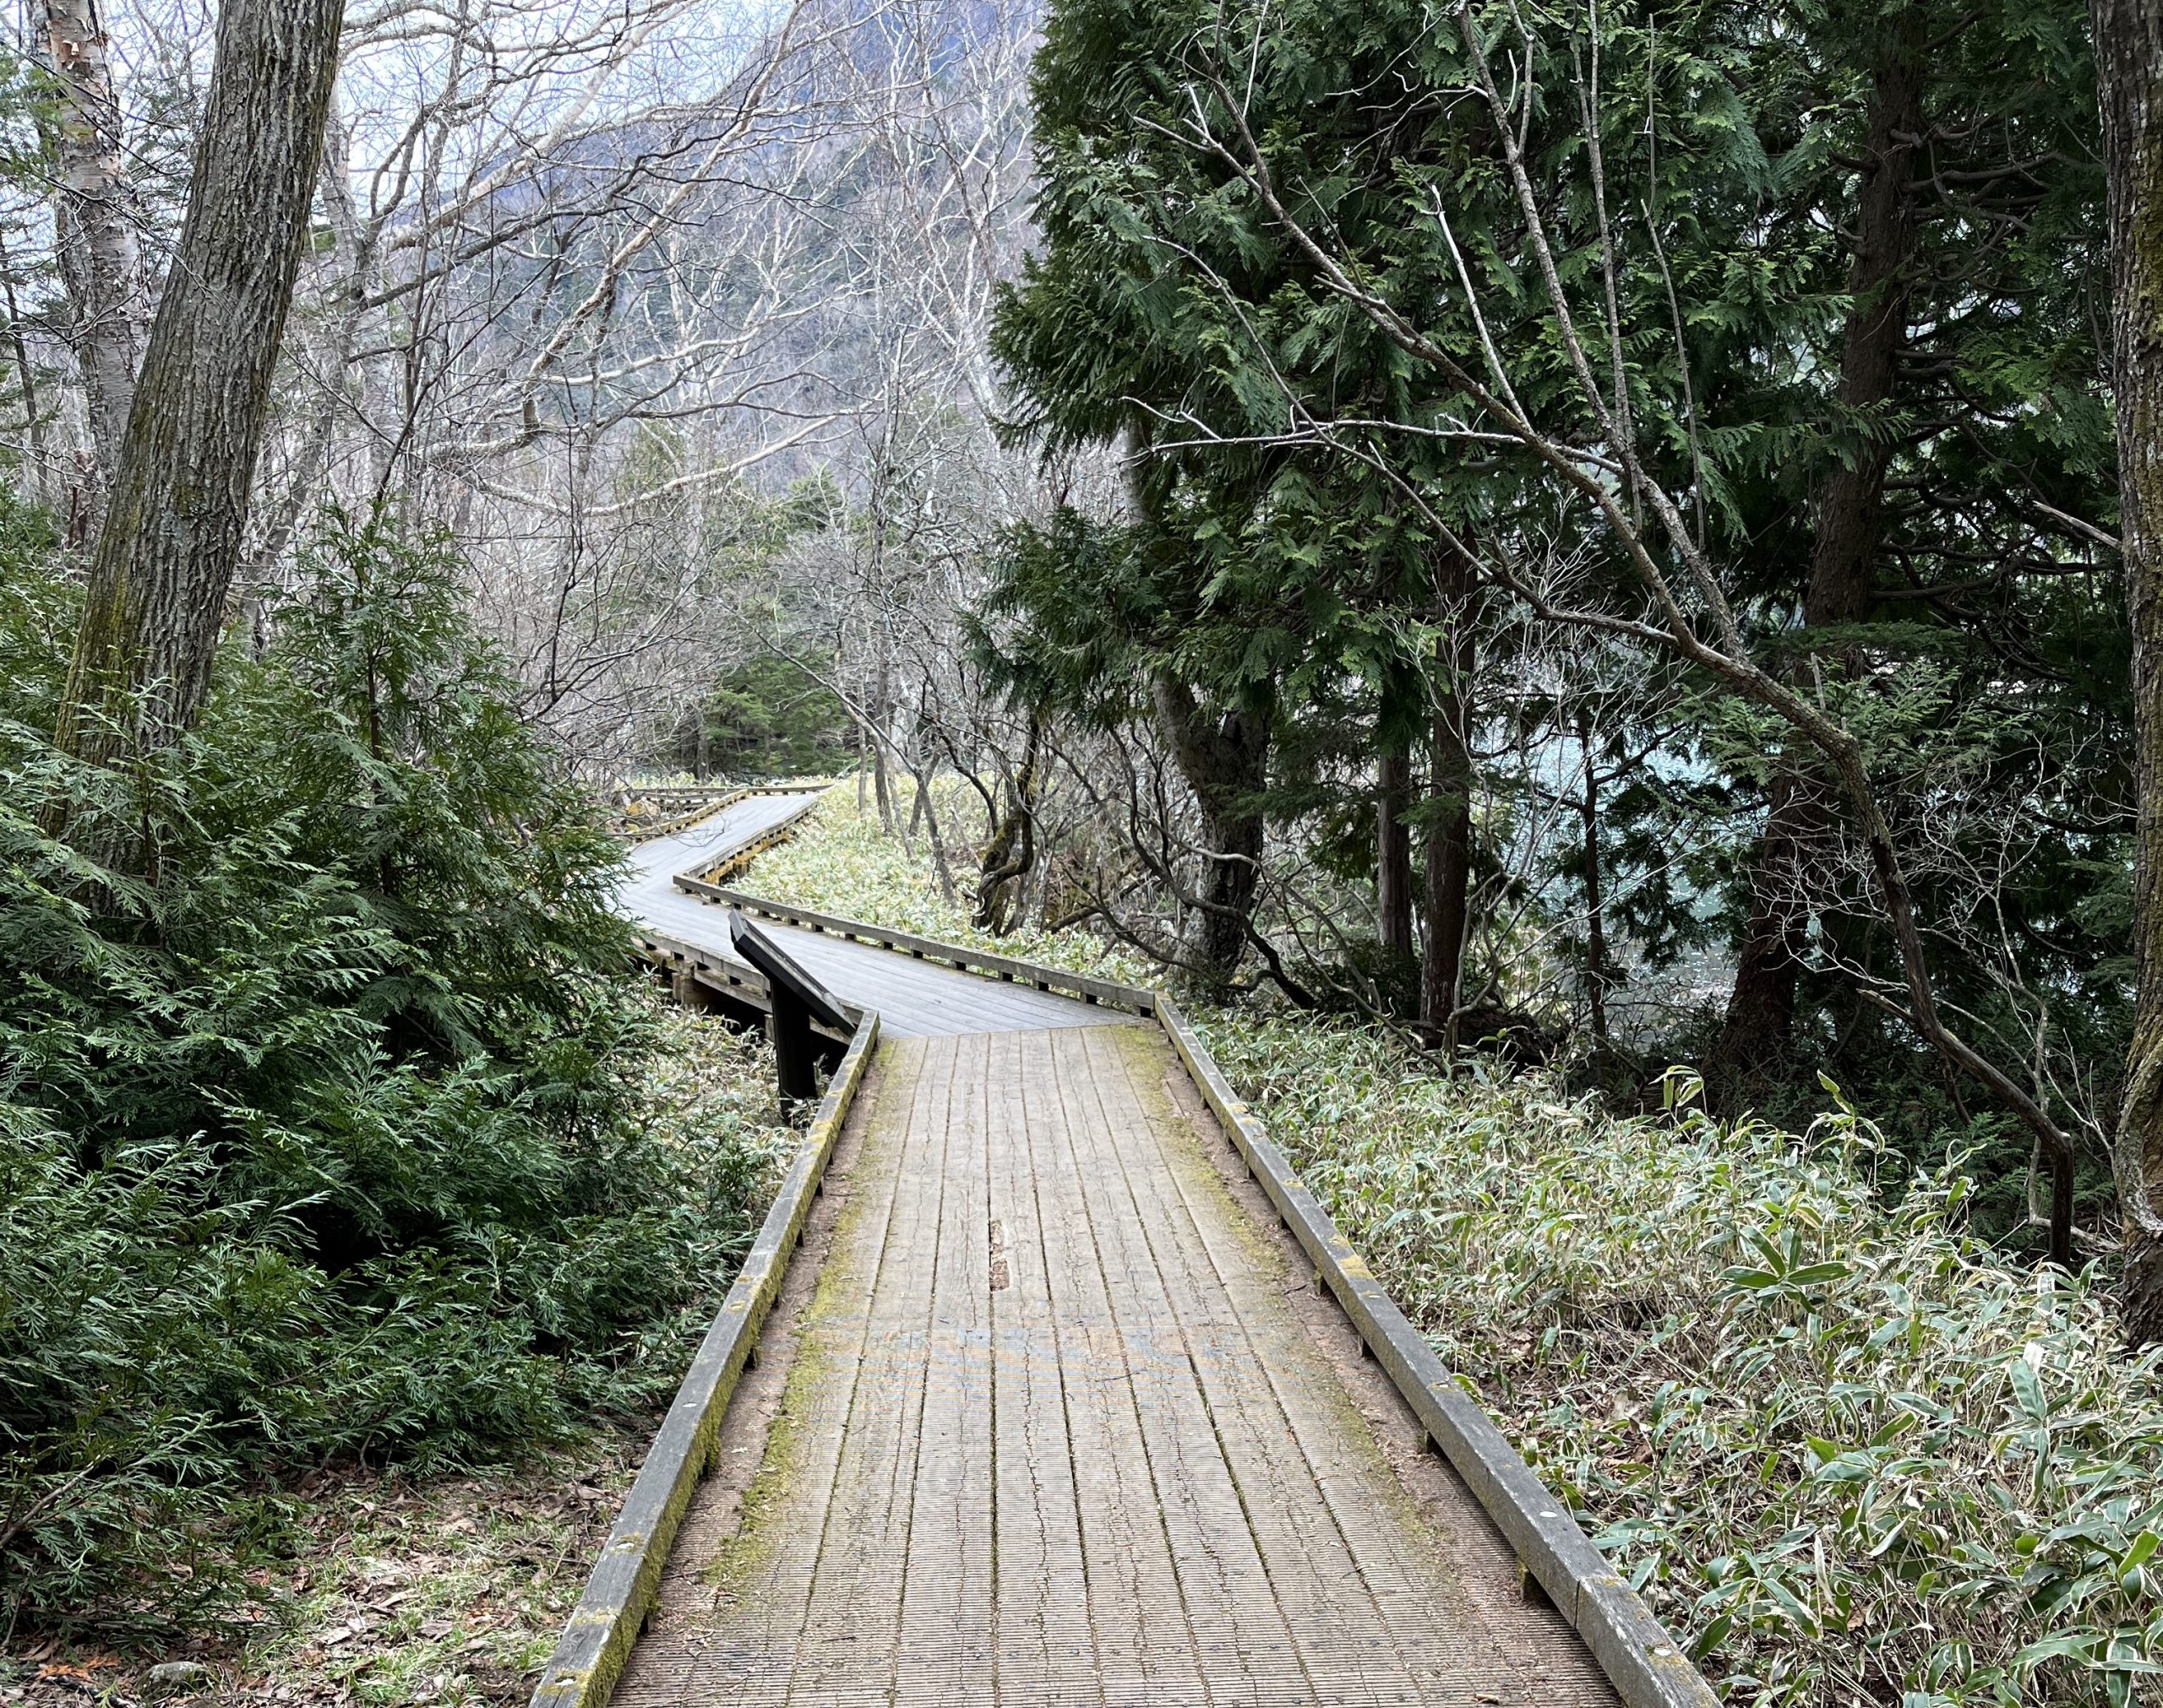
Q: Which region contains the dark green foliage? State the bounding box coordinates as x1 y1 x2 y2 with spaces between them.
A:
994 0 2126 1237
0 509 772 1634
677 655 851 780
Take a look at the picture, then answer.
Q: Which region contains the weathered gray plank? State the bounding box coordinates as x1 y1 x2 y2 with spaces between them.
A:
622 811 1136 1037
614 1028 1620 1708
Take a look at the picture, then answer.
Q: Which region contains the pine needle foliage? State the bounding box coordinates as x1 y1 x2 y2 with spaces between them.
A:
0 509 776 1635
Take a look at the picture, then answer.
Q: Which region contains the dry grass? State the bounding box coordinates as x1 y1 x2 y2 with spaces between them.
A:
1200 1014 2163 1708
2 1440 639 1708
732 783 1155 987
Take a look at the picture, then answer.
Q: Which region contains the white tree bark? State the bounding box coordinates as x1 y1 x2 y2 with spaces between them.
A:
43 0 145 514
57 0 347 761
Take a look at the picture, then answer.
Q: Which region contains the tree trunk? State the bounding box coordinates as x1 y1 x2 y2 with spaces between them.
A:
915 762 960 906
1711 771 1812 1100
1151 672 1268 984
975 716 1042 933
0 230 50 500
1376 744 1414 956
871 651 895 833
54 0 346 765
889 703 915 858
1578 710 1611 1050
1420 549 1475 1044
43 0 145 513
2095 0 2163 1336
1708 30 1923 1106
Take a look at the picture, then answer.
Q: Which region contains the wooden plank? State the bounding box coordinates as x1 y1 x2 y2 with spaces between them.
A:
630 878 1131 1038
983 1030 1099 1703
1152 998 1719 1708
615 1026 1621 1708
529 1015 880 1708
673 876 1154 1014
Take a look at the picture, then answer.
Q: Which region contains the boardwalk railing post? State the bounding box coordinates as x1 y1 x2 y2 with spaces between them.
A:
727 912 855 1115
670 969 718 1014
771 987 818 1111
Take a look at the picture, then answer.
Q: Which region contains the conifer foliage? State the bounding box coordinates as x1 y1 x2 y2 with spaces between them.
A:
0 509 769 1631
988 0 2126 1250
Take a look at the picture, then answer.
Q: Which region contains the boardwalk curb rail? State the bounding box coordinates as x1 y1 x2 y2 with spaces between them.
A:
582 785 1719 1708
678 784 827 873
619 781 827 847
1151 995 1720 1708
529 1012 880 1708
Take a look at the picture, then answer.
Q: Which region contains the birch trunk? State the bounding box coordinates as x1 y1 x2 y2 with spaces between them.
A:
43 0 144 508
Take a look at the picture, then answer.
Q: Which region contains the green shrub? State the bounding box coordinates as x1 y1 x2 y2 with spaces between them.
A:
0 511 782 1635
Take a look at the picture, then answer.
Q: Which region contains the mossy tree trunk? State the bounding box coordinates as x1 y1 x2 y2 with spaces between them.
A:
54 0 346 767
2095 0 2163 1338
1152 672 1268 985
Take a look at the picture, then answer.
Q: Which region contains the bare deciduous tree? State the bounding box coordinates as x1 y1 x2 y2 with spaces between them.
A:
57 0 346 764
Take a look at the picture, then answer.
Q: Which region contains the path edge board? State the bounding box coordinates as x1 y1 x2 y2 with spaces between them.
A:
620 780 829 848
1152 995 1719 1708
528 1010 880 1708
649 784 1144 1014
676 877 1158 1015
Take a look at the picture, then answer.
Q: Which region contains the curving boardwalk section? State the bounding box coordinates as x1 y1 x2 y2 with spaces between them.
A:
624 801 1125 1037
569 787 1682 1708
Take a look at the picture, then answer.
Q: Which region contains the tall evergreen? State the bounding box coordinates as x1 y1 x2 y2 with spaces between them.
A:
994 0 2122 1237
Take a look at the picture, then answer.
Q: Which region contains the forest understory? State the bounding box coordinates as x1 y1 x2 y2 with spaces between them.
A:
3 1001 787 1708
14 0 2163 1700
3 1439 639 1708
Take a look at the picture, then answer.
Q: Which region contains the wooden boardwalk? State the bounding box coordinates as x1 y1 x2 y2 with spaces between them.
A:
571 791 1662 1707
624 808 1125 1036
616 1026 1615 1707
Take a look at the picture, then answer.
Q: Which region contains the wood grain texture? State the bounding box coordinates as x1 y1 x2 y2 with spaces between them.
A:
615 1027 1618 1708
